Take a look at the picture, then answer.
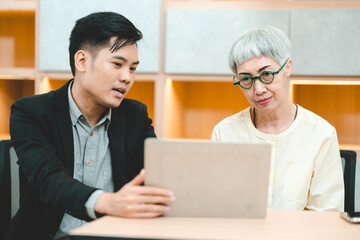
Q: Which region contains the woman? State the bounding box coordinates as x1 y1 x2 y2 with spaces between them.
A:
212 26 344 211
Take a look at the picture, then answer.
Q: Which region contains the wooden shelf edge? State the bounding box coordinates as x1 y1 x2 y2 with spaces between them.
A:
0 134 10 141
165 0 360 10
0 68 35 80
40 72 158 81
340 144 360 160
39 72 73 80
168 75 232 82
290 77 360 86
0 1 36 11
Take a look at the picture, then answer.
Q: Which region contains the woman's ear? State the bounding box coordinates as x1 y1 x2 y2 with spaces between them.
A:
74 50 90 73
285 59 293 77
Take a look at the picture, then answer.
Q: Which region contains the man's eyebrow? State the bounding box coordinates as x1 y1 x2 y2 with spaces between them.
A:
239 65 271 75
112 56 139 65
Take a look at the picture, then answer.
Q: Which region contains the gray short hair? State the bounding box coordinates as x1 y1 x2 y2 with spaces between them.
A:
228 26 291 75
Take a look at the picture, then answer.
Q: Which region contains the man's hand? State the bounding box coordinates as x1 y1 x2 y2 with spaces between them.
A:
94 169 175 218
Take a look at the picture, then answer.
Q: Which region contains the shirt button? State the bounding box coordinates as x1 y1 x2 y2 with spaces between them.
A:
87 161 92 165
90 132 93 136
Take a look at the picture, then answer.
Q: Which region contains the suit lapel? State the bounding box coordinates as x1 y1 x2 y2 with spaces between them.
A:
54 80 75 173
108 108 126 190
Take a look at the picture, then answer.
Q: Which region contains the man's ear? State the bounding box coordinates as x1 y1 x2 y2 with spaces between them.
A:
285 58 293 77
74 50 90 73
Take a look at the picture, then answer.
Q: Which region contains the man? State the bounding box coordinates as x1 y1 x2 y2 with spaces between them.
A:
6 12 174 240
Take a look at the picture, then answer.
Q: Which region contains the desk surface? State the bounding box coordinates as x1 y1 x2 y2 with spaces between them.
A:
69 209 360 240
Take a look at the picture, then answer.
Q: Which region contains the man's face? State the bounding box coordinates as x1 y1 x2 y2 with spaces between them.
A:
79 41 139 110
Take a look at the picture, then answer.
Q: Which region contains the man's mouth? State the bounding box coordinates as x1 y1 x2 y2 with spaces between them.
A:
113 89 124 94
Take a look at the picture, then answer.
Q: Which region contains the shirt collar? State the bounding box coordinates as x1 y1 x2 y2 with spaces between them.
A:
67 81 112 128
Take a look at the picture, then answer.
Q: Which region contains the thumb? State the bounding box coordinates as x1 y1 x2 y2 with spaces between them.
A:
127 169 145 186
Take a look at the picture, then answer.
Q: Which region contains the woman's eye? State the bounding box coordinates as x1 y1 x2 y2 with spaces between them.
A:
113 62 122 67
262 72 271 76
130 67 137 72
241 77 251 82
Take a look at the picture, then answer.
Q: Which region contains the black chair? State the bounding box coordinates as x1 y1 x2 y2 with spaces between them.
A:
0 140 11 240
340 149 357 213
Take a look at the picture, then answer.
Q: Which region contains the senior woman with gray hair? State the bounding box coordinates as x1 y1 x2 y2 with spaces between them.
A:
212 26 344 211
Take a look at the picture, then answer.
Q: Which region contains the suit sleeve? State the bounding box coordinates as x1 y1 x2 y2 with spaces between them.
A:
10 98 96 221
141 104 156 140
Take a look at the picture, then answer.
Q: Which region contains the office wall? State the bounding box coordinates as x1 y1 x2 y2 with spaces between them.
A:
39 0 161 73
165 9 360 75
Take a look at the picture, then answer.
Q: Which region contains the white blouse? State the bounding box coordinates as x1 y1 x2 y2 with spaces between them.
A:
212 105 344 211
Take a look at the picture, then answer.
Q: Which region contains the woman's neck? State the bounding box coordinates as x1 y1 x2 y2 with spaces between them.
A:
252 102 298 134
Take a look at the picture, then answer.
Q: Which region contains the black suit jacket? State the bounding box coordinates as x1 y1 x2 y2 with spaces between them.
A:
6 80 156 240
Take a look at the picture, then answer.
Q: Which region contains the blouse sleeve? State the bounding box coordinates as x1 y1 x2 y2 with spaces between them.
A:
306 128 344 211
211 125 220 142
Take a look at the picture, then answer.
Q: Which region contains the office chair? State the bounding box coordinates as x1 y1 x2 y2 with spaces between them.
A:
0 140 11 239
340 150 357 213
0 140 20 240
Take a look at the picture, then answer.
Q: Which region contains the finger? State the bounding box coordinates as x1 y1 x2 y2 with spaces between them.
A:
134 195 175 205
128 212 164 219
131 203 170 215
126 169 145 186
132 185 174 198
120 203 169 218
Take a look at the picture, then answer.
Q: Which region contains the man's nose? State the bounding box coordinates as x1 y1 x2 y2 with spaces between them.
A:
119 69 131 84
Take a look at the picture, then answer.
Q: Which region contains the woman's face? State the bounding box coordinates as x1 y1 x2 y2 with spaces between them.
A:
236 57 292 112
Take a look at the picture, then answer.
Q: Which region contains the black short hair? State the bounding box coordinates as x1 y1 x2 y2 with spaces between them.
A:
69 11 143 76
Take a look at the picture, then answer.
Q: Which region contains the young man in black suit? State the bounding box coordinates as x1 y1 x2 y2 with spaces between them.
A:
6 12 174 240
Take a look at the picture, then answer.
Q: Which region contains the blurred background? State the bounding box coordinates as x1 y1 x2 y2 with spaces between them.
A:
0 0 359 157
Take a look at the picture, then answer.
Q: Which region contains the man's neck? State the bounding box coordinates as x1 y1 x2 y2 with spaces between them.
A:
71 80 106 128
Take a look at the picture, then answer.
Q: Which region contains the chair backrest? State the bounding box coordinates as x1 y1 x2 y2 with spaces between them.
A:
9 146 19 218
0 140 20 240
340 149 357 213
0 140 11 239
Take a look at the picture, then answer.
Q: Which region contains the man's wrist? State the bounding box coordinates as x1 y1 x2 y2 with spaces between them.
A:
85 190 105 219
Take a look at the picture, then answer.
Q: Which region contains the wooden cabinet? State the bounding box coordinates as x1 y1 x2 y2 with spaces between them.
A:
1 0 360 155
0 5 35 139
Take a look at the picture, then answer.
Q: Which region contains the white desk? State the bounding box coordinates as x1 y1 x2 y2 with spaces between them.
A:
69 209 360 240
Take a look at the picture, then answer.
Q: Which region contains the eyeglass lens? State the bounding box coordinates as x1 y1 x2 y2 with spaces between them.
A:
239 71 274 88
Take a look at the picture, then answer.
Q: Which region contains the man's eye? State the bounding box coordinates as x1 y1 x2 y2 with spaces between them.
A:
262 72 271 76
241 77 251 82
130 67 137 72
113 62 122 67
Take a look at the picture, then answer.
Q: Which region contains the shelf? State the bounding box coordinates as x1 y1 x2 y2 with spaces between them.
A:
0 134 10 140
0 79 34 136
0 1 35 12
126 81 155 123
0 11 35 68
164 79 249 139
292 84 360 145
0 67 35 80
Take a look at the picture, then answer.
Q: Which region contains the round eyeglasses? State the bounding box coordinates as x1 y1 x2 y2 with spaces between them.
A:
233 60 288 89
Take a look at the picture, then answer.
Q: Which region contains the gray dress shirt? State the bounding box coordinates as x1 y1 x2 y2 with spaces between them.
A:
55 83 114 237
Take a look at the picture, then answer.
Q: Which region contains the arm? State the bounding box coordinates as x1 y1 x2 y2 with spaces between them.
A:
94 169 175 218
211 125 220 142
306 129 344 211
10 97 96 220
94 101 174 218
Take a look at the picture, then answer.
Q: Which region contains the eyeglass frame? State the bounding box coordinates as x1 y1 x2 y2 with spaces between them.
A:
233 59 288 89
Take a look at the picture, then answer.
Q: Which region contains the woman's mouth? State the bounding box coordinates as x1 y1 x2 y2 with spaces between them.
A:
257 97 272 105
